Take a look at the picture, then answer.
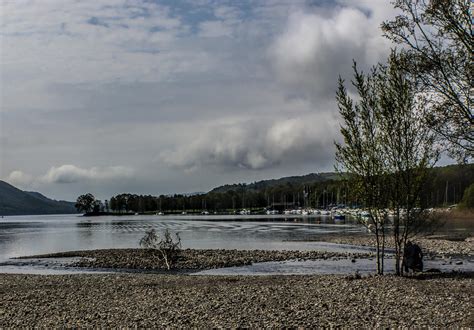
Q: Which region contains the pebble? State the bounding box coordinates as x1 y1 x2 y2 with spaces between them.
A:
24 249 372 271
0 273 471 327
322 235 474 258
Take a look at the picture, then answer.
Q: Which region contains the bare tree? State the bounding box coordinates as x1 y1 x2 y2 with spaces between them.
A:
382 0 472 162
140 229 182 270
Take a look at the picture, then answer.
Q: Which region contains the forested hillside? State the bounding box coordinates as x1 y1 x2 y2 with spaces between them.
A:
0 181 77 216
106 164 474 213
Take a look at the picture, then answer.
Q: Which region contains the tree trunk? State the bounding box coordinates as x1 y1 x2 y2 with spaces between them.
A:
394 215 401 276
375 227 381 275
160 250 171 270
381 226 385 275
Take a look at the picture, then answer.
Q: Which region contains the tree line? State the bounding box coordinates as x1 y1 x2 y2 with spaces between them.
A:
74 164 473 214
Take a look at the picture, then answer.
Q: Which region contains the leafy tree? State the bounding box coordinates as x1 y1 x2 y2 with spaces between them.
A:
103 164 472 215
382 0 472 162
458 183 474 209
75 193 96 213
93 199 102 213
376 52 440 275
335 62 390 275
109 197 117 212
336 53 439 275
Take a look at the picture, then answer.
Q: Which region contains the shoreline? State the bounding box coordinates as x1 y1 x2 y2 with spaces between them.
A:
3 236 473 326
18 248 373 272
14 248 473 277
286 233 474 258
12 232 473 273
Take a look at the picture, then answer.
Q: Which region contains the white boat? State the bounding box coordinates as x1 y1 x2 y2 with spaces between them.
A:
266 210 278 215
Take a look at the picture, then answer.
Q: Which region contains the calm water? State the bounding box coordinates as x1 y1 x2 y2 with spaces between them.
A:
0 214 472 274
0 214 366 261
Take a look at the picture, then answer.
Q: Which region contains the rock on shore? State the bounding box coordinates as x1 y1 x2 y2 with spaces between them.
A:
0 273 472 327
25 249 371 271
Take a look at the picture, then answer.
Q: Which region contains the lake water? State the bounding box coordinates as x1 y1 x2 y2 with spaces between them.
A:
0 214 367 261
0 214 472 275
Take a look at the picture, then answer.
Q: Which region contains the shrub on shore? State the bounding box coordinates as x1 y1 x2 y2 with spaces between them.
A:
139 229 181 270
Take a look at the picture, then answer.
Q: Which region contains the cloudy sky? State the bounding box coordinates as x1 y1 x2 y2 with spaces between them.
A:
1 0 398 201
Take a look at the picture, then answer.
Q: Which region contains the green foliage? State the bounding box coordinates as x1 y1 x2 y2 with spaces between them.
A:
335 52 440 275
210 173 336 193
335 61 391 275
458 184 474 209
382 0 472 161
75 193 96 213
104 165 473 214
376 53 439 275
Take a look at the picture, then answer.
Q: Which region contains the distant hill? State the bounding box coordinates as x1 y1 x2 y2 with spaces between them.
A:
106 164 472 213
0 181 78 216
210 172 339 193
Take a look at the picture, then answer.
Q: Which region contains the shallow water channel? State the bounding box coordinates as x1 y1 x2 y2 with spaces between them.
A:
0 214 472 275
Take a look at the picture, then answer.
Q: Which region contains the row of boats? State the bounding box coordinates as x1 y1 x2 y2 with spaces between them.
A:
267 208 353 220
148 207 434 218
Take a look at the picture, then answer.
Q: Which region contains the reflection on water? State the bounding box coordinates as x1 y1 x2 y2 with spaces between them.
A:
0 214 365 261
0 213 472 275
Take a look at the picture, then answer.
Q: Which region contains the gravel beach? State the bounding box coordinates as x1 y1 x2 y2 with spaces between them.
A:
22 249 371 271
5 231 472 327
0 272 472 327
287 233 474 258
322 235 474 257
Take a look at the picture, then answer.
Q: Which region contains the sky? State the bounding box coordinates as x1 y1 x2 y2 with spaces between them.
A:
1 0 399 201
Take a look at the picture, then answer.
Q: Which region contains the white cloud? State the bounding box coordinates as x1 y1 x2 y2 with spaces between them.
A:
198 20 234 38
0 0 192 91
40 165 134 184
269 5 392 96
1 0 404 200
214 6 241 21
5 170 34 188
161 113 337 171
